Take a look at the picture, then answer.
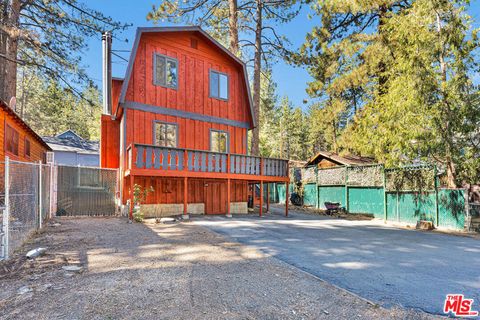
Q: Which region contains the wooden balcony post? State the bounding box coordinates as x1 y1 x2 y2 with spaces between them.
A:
285 160 290 217
226 178 232 218
184 150 188 171
129 175 134 220
266 183 270 213
251 183 255 210
259 181 263 217
227 154 231 174
183 176 189 220
260 158 264 177
285 181 289 217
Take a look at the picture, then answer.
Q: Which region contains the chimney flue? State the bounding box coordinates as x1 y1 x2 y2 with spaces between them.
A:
102 31 112 115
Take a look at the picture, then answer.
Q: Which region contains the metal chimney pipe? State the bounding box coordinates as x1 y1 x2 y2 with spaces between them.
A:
102 31 112 115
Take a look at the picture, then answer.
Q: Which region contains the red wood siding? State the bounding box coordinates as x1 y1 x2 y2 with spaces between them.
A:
125 109 247 153
122 31 250 154
128 177 248 214
112 79 123 116
100 114 120 168
0 108 48 163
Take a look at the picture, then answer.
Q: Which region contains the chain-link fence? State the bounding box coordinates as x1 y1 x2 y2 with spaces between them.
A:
0 159 53 260
56 166 118 216
1 159 119 260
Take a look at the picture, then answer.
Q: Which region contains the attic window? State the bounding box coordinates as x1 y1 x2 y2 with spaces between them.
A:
190 38 198 49
210 70 228 100
154 53 178 89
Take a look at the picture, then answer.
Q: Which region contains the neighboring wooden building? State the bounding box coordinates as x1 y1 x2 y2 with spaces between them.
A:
101 26 289 218
0 100 51 163
43 130 99 167
305 151 374 168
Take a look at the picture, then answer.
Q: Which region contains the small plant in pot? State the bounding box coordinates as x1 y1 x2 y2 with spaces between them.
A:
132 184 154 222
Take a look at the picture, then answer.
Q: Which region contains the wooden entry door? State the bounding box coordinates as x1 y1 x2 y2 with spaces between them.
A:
205 180 227 214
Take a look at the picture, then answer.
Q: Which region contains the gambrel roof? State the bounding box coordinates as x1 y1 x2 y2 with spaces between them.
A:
118 26 256 128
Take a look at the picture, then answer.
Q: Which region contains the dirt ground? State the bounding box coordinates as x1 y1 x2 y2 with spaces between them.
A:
0 217 436 319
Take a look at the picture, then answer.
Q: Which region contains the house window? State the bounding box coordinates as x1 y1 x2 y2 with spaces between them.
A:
154 122 178 148
5 125 19 156
210 130 228 153
78 167 102 188
210 70 228 100
154 53 178 89
25 139 31 158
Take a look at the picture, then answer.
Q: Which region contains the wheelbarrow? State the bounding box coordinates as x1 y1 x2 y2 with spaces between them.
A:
324 202 343 215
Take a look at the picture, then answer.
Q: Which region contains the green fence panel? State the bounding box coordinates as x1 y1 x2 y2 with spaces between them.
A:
438 189 465 230
303 183 318 207
348 187 384 218
386 192 436 224
277 184 286 204
318 186 346 209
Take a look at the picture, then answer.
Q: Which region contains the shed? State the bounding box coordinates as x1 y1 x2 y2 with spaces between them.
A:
305 151 375 168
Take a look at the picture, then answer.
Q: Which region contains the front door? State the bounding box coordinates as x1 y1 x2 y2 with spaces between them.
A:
204 180 227 214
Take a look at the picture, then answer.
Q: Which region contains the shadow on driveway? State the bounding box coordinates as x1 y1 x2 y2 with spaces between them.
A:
193 208 480 315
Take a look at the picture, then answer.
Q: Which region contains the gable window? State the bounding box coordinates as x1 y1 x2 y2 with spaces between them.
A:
25 138 31 158
5 125 19 156
210 130 228 153
210 70 228 100
154 53 178 89
154 121 178 148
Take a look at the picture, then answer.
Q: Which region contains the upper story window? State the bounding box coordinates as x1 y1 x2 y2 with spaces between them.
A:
6 124 19 156
154 121 178 148
25 138 31 158
210 130 229 153
154 53 178 89
210 70 228 100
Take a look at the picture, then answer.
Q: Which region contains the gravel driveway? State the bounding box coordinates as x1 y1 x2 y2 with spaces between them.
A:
0 217 434 319
194 207 480 315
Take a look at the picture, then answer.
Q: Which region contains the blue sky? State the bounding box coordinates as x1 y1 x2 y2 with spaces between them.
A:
83 1 480 110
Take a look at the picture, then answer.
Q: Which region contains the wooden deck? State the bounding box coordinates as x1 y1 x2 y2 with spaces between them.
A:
126 143 290 183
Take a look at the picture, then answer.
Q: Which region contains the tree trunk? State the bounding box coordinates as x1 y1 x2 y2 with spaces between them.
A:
377 5 388 95
250 0 262 156
228 0 239 56
436 11 457 188
0 0 21 103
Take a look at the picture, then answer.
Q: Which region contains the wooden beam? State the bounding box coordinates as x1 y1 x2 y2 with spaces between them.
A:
259 181 263 217
129 175 134 220
226 178 232 217
285 182 289 217
183 176 188 219
266 183 270 213
251 183 255 211
126 168 289 182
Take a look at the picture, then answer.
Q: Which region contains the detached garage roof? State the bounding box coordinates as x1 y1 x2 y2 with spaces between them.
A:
305 151 375 167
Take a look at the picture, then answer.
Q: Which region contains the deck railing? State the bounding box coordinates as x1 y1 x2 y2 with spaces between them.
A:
126 143 288 177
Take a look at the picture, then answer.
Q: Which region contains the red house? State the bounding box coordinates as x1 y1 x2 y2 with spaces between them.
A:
101 26 289 218
0 99 51 163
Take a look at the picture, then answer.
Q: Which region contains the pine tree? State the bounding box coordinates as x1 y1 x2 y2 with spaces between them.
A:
0 0 129 102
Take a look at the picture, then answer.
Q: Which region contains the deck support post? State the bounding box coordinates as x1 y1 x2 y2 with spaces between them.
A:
266 183 270 213
251 183 255 211
259 181 263 217
129 175 134 220
285 182 289 217
226 178 232 217
183 177 189 220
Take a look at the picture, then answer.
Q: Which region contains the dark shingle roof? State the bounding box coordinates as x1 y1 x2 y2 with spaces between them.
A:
42 131 98 154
